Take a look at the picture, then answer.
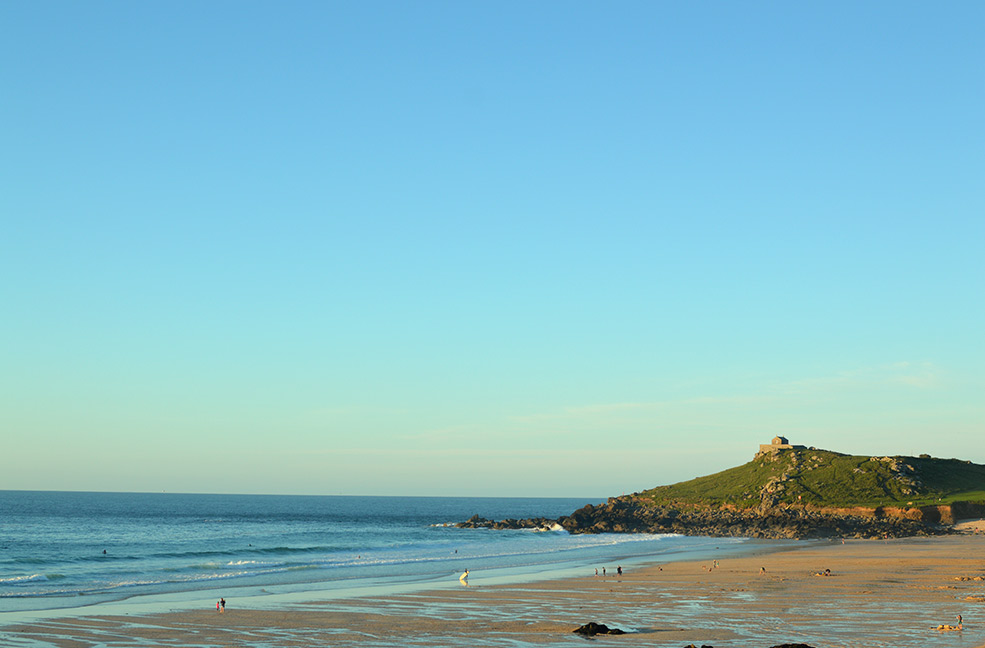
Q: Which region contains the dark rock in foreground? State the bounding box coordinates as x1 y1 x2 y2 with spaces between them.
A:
572 622 625 636
684 644 814 648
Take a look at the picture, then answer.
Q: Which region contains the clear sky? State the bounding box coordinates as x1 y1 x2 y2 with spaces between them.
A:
2 2 982 497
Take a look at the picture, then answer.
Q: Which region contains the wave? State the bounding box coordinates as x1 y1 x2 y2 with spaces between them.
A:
13 545 355 567
155 544 348 560
0 557 61 566
0 573 66 584
185 531 692 574
522 523 565 532
0 569 268 599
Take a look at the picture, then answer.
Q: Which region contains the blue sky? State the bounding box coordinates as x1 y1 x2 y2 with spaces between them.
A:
2 2 982 497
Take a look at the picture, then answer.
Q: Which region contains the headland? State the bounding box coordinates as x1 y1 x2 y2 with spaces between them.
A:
459 441 985 539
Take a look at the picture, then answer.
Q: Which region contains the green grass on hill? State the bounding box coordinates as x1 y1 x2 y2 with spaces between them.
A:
637 449 985 509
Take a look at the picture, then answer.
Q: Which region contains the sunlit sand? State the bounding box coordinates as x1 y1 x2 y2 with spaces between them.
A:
6 534 985 648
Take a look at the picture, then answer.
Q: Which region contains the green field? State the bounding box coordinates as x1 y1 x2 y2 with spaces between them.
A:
638 449 985 509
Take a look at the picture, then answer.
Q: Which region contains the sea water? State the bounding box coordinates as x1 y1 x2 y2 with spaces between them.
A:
0 491 742 621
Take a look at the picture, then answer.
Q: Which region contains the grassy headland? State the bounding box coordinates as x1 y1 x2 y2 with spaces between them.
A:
638 448 985 509
460 447 985 538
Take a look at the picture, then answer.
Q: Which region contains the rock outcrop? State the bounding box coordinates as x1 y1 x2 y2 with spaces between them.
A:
458 496 966 539
572 622 625 636
456 515 560 531
552 497 953 539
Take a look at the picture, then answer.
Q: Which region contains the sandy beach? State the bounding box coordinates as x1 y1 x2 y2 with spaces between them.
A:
5 530 985 648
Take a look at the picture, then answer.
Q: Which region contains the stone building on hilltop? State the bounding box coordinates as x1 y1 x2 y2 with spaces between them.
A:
757 436 807 457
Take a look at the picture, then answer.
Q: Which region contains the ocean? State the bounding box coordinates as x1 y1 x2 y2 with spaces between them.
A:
0 491 742 622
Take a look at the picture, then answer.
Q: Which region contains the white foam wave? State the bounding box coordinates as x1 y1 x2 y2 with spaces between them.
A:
0 574 49 584
520 523 565 532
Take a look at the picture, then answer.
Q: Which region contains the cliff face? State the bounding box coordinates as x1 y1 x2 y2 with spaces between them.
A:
456 497 972 539
550 497 953 539
457 498 985 540
870 501 985 525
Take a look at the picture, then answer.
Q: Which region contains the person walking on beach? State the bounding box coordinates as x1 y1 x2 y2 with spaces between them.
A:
602 567 606 577
220 598 225 613
617 565 622 576
216 600 221 613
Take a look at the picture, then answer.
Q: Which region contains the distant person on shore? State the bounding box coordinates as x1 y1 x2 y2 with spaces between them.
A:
617 565 622 576
460 570 469 583
216 600 221 613
220 598 225 613
602 567 606 577
594 568 598 577
957 615 963 629
760 566 766 575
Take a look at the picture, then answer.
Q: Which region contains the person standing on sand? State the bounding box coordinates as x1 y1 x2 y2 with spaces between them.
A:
220 598 225 613
216 600 221 613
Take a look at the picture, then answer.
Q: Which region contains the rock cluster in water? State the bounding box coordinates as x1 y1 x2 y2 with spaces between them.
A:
457 515 560 531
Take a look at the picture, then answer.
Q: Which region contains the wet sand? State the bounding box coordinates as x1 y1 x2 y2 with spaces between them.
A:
5 532 985 648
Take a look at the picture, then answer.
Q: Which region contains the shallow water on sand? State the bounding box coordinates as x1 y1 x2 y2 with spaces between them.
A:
8 579 977 648
0 490 740 620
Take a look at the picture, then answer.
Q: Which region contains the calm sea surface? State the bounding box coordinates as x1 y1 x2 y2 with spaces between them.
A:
0 491 741 621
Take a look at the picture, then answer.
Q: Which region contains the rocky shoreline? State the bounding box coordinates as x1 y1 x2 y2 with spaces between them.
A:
457 496 963 539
